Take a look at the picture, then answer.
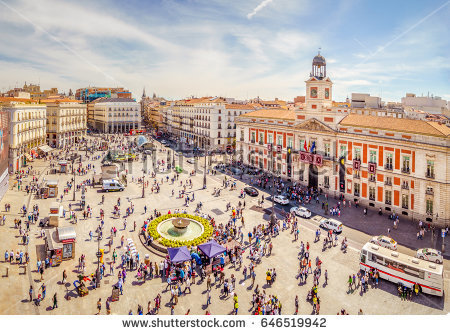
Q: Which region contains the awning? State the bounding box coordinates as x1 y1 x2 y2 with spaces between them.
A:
38 145 54 153
57 226 76 242
24 153 33 161
31 150 38 157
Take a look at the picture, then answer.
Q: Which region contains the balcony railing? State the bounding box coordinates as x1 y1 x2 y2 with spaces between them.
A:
353 174 360 179
401 167 410 174
425 189 434 195
324 184 330 189
250 140 255 144
401 184 409 190
402 204 409 209
239 137 244 141
369 196 375 201
426 211 433 215
354 192 360 197
385 181 392 186
426 172 435 179
385 164 393 170
369 176 376 182
385 200 391 205
259 141 264 145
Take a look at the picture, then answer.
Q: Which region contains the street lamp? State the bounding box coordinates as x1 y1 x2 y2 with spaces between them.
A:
71 154 80 202
203 136 207 189
96 234 102 288
268 144 277 229
142 169 145 198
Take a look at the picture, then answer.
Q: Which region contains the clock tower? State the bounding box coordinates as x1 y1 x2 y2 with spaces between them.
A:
305 51 333 112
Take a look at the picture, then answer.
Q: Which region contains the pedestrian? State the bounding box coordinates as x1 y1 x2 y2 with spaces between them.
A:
29 285 33 302
97 298 102 314
52 293 58 309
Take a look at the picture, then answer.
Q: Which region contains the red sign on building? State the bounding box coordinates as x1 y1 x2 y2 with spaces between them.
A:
368 162 377 174
299 152 323 167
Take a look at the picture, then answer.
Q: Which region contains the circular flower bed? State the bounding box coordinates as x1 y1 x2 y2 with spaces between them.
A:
147 213 213 248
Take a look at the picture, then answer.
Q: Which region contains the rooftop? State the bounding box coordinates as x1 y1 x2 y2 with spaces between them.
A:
225 104 256 110
339 114 450 138
92 98 137 103
238 108 295 121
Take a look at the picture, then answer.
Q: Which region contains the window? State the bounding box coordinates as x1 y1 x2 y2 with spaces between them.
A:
402 156 410 173
354 183 360 196
340 145 347 160
385 176 392 185
218 116 222 121
426 160 434 178
251 132 255 143
385 190 392 204
287 137 293 148
277 135 283 146
426 199 433 215
259 133 264 144
369 150 377 163
402 194 409 209
354 147 361 160
385 153 393 170
324 176 329 187
300 139 306 151
324 143 330 157
369 186 376 201
268 134 273 144
240 130 244 141
299 169 304 181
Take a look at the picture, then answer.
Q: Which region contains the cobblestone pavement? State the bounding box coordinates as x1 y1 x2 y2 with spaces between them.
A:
0 136 448 315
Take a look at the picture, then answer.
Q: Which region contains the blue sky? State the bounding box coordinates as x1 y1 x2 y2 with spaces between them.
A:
0 0 449 102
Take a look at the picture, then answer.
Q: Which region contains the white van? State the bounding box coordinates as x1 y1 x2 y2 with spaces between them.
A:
102 179 125 192
319 218 343 233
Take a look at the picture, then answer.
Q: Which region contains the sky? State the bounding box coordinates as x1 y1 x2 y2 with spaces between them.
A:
0 0 449 102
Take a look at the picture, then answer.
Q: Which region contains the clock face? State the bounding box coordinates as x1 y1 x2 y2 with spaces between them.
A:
311 88 317 98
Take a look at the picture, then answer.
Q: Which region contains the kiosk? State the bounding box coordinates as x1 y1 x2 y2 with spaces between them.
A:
44 226 76 266
58 160 69 173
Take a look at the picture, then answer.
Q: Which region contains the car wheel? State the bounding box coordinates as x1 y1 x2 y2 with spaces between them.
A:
435 259 441 264
319 224 323 228
419 256 424 260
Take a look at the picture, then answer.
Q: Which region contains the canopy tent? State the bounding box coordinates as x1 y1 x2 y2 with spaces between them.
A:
190 252 202 265
167 246 192 264
38 145 54 153
197 240 226 259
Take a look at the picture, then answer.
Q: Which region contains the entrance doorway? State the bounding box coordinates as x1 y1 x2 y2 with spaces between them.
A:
308 164 318 189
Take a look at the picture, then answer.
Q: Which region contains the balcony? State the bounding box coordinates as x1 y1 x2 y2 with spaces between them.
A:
425 189 434 195
369 176 376 182
259 141 264 145
369 196 375 201
239 137 244 141
324 184 330 189
353 174 360 179
385 164 393 170
385 200 391 205
401 184 409 190
250 139 255 144
426 172 435 179
401 167 410 174
354 192 360 197
402 204 409 209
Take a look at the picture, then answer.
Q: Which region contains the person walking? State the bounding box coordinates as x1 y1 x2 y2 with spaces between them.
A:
97 298 102 314
29 286 33 302
206 289 211 306
52 293 58 309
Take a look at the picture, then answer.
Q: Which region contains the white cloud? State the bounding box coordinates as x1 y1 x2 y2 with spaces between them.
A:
247 0 274 19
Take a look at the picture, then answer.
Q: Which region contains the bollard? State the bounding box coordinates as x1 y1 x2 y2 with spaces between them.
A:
6 267 9 277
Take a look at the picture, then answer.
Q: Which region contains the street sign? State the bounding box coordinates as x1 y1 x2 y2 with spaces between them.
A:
267 144 272 151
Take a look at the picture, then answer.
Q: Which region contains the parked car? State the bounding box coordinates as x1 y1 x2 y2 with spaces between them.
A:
161 140 167 144
290 206 312 218
319 218 343 233
186 158 196 164
370 235 397 250
416 248 443 264
273 195 289 205
244 187 259 197
102 179 125 192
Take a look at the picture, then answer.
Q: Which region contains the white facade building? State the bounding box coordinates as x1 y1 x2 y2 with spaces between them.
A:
90 98 141 133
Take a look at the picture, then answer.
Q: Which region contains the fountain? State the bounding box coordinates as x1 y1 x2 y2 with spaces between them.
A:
157 217 204 240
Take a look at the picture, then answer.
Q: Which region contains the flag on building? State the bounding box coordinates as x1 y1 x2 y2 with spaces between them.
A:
310 141 316 153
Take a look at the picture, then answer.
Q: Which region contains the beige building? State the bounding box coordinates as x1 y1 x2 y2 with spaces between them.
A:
0 97 47 172
43 99 87 148
236 53 450 227
90 98 141 133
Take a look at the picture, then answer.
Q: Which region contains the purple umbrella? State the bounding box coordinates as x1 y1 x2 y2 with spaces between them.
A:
198 240 226 258
167 246 192 264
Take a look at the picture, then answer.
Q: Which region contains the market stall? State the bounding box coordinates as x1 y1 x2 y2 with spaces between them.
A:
40 179 58 198
49 202 63 227
167 246 192 264
197 240 226 274
44 226 76 266
57 160 69 173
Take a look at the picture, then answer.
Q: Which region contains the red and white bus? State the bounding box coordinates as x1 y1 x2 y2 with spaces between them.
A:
360 242 444 296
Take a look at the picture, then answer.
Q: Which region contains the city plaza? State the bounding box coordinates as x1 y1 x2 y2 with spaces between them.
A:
0 134 448 315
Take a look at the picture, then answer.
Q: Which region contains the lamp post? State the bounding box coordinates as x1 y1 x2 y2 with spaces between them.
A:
95 233 101 288
72 155 78 202
269 144 277 229
203 137 207 189
142 169 145 198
